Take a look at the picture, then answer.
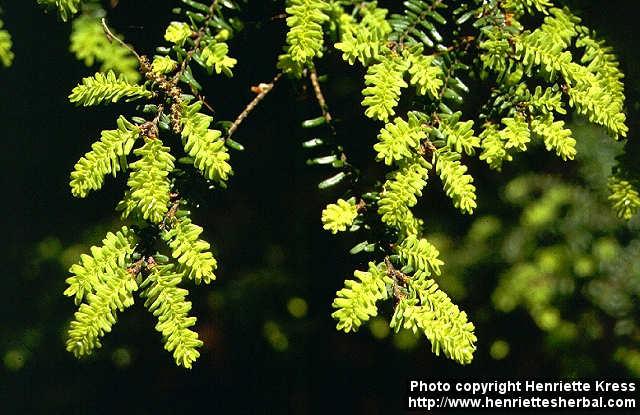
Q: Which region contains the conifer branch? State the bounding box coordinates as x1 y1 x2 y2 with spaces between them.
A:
180 102 232 182
163 216 218 285
278 0 330 75
69 71 152 106
70 117 140 197
228 73 282 138
332 262 392 333
141 265 203 369
173 0 220 83
48 0 631 368
65 227 139 357
120 138 175 223
58 0 248 370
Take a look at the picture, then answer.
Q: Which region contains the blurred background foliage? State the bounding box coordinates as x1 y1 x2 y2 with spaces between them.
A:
1 0 639 413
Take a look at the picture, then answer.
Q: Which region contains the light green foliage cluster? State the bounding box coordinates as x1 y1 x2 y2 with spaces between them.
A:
156 4 238 89
500 116 531 152
64 227 136 306
69 71 152 106
62 0 244 368
475 5 629 187
608 178 640 221
180 102 233 182
200 42 237 76
314 0 480 365
65 227 138 357
331 262 391 333
398 235 444 280
435 150 477 214
532 116 575 161
478 125 512 170
334 3 391 66
70 116 139 198
321 198 359 234
163 217 218 285
391 281 476 364
437 113 479 156
362 55 410 122
374 113 426 165
140 265 203 369
279 0 330 75
165 20 238 77
406 49 444 98
165 21 193 44
501 7 628 139
280 0 631 365
391 236 476 364
0 18 14 67
152 55 178 74
378 157 430 234
121 138 176 223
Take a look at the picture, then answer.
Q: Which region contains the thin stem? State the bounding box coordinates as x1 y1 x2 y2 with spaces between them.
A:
195 92 216 114
227 73 283 138
173 0 220 83
101 18 141 60
309 68 332 124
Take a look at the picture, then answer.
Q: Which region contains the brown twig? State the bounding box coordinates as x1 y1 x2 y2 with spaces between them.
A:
227 73 283 138
195 92 216 114
384 257 410 305
127 258 147 276
307 68 354 172
161 195 181 231
270 13 288 21
101 18 141 60
127 256 158 277
309 68 332 125
385 257 411 285
139 104 165 140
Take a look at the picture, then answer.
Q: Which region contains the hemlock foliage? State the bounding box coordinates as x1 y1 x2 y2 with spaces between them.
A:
32 0 632 368
308 0 630 366
45 0 246 369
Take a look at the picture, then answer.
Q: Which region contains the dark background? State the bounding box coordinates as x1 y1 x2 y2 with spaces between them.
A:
1 1 639 413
